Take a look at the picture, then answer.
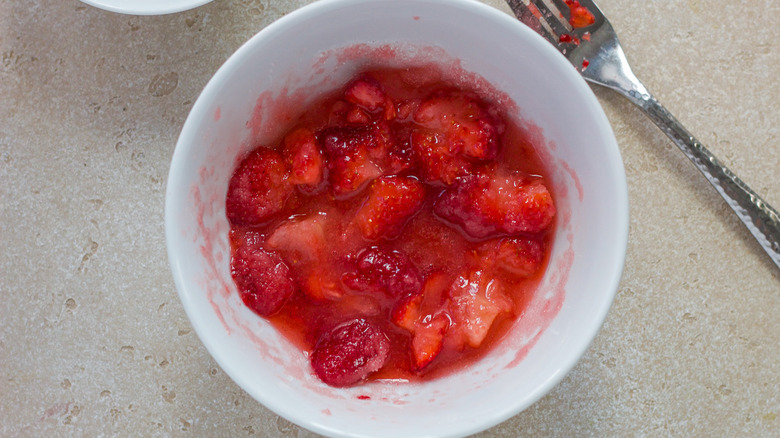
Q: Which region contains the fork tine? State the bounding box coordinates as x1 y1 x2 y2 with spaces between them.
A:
525 1 562 41
531 0 572 37
505 0 560 46
546 0 573 20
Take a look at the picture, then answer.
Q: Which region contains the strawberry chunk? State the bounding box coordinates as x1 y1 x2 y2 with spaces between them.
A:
391 293 423 332
383 124 415 175
395 99 420 121
265 213 327 266
282 128 324 189
413 91 502 161
414 91 480 127
328 153 382 198
481 237 545 279
310 318 390 387
364 121 395 163
391 272 453 370
323 100 410 177
447 270 513 348
231 241 294 317
410 130 474 185
344 75 386 112
327 100 353 126
346 106 372 124
320 126 384 198
566 0 595 28
383 97 397 121
300 268 344 301
266 213 344 301
454 118 500 161
434 171 555 238
343 247 423 297
320 124 375 157
225 147 293 226
353 176 426 240
411 313 450 370
391 271 451 331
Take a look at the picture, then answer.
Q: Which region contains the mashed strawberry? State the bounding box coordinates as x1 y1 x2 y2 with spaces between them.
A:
226 67 556 386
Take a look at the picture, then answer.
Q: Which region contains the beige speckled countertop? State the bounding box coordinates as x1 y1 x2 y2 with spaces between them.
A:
2 0 779 436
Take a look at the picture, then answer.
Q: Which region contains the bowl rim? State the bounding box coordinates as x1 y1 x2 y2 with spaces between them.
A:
78 0 214 15
165 0 629 436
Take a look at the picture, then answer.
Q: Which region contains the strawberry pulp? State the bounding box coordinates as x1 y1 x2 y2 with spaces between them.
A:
226 67 557 387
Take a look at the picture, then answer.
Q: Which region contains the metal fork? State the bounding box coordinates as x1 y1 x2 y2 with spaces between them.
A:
505 0 780 270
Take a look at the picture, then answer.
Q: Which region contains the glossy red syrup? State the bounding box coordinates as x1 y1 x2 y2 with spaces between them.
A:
226 66 557 387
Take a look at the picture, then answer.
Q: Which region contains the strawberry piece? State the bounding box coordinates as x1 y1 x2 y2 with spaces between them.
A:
324 98 411 178
300 268 344 301
282 128 324 189
346 106 372 124
391 271 451 331
391 293 423 332
229 227 263 249
353 176 426 240
343 247 423 297
434 171 555 238
344 75 386 112
310 318 390 387
413 91 501 161
320 125 375 158
410 130 474 185
484 237 544 279
383 97 397 121
364 121 394 162
383 124 415 175
320 125 384 198
413 92 478 127
225 147 293 226
328 153 382 198
395 99 420 121
265 213 328 266
411 313 450 370
231 241 295 317
392 305 449 371
569 7 595 28
266 214 344 301
448 270 513 348
453 119 500 161
566 0 595 28
327 100 353 126
391 272 453 370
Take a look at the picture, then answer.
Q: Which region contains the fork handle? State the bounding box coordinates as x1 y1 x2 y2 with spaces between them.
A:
625 89 780 269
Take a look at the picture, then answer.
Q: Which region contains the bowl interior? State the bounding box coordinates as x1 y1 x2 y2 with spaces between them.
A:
166 0 628 437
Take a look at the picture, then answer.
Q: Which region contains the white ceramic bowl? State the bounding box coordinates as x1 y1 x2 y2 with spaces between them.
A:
165 0 628 436
79 0 213 15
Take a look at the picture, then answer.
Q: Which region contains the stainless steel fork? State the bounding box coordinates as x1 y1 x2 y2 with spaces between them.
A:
506 0 780 270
